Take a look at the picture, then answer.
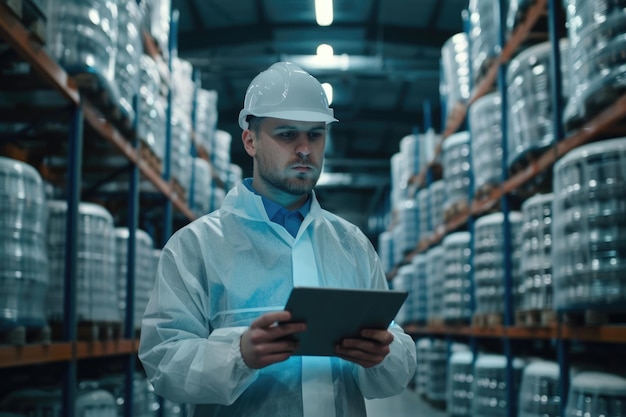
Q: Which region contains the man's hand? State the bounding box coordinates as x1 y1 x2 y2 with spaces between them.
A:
334 329 394 368
240 311 306 369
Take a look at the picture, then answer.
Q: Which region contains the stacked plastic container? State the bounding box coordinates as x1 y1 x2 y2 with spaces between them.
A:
426 338 448 403
426 245 445 324
113 0 142 124
392 264 413 326
393 198 420 258
0 157 49 334
440 33 471 119
447 350 474 417
507 40 570 171
415 338 431 397
191 158 213 217
212 130 233 187
442 131 471 218
377 230 394 275
472 354 526 417
170 58 194 194
467 0 500 84
518 360 561 417
520 193 554 312
473 212 524 319
46 201 118 323
138 54 166 165
46 0 118 90
1 385 117 416
194 89 219 154
416 187 431 238
565 371 626 417
113 228 155 332
140 0 171 61
469 92 503 196
411 254 428 325
442 232 473 323
552 138 626 313
429 179 446 233
564 0 626 129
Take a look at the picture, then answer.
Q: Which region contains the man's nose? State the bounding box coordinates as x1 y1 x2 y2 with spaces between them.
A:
295 135 312 158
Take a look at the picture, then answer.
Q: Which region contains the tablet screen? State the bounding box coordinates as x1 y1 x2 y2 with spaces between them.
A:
283 286 408 356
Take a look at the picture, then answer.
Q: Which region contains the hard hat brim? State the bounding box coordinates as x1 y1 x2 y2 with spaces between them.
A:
239 109 338 130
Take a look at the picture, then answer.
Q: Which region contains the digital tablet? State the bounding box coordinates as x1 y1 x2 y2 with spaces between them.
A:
283 286 408 356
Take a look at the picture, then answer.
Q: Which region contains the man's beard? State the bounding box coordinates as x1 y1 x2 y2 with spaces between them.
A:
258 156 320 196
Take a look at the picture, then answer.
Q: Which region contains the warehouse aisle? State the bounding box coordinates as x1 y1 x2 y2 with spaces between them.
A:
365 388 446 417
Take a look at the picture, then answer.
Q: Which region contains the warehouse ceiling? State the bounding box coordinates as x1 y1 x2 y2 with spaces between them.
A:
171 0 468 235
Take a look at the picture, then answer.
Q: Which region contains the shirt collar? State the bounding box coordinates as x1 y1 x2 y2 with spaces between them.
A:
243 178 311 220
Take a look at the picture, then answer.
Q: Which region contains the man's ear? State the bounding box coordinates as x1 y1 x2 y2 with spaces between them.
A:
242 129 256 157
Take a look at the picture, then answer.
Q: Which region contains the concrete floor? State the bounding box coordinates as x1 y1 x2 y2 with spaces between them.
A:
365 388 447 417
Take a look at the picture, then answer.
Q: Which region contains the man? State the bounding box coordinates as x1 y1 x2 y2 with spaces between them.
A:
139 62 417 416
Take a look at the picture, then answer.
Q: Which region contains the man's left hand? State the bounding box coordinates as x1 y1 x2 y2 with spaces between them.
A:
334 329 394 368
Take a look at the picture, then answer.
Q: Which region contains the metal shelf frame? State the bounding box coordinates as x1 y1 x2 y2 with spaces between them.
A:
0 3 195 417
398 0 626 415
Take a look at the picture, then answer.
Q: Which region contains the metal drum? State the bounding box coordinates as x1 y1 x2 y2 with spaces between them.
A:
552 138 626 312
0 157 49 331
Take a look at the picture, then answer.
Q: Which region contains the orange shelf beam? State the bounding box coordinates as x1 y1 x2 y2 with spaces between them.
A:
0 342 73 369
0 2 79 104
82 100 196 221
75 339 136 359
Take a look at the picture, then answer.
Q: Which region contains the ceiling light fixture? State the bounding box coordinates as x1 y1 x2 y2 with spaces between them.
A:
315 0 333 26
316 43 334 58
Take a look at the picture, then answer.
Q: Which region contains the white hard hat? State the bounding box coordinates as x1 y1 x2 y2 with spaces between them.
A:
238 61 338 130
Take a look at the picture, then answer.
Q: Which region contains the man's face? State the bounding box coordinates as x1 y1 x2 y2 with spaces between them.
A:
245 118 327 197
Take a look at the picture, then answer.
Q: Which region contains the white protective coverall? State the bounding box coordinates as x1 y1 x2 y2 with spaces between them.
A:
139 182 417 417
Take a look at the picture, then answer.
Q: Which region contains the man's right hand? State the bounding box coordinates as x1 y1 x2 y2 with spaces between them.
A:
240 311 306 369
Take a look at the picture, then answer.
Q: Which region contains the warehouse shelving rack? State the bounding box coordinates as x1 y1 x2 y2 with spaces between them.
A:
0 2 197 416
395 1 626 417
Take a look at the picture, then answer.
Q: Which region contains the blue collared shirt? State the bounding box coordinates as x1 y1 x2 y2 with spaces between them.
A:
243 178 311 237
